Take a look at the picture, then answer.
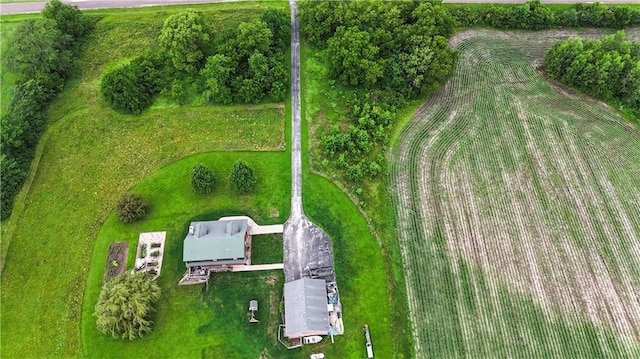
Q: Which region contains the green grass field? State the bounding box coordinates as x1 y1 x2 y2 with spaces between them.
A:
1 3 397 358
301 40 414 358
79 152 395 358
390 28 640 357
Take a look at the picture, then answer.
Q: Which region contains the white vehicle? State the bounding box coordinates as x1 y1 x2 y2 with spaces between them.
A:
303 335 323 345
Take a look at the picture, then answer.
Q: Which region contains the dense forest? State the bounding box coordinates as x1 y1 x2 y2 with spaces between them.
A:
544 31 640 117
1 1 94 220
299 0 458 183
101 9 290 114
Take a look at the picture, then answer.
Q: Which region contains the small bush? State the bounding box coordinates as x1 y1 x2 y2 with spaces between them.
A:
229 160 257 193
191 163 216 194
139 244 147 258
116 193 148 223
169 79 187 105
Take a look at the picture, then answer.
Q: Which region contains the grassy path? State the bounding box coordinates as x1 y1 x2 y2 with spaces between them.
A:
390 28 640 358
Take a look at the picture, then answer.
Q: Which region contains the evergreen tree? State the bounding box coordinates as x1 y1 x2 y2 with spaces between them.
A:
230 160 257 193
191 163 216 194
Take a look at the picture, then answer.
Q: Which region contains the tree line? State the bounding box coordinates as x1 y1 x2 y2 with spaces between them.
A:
1 0 94 220
101 8 290 114
448 1 640 30
544 31 640 117
299 0 458 185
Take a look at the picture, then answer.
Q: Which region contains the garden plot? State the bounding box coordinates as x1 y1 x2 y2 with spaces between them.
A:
135 232 166 280
391 28 640 358
103 242 128 284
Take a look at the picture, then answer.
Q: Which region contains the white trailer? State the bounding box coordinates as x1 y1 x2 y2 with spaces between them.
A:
364 324 374 358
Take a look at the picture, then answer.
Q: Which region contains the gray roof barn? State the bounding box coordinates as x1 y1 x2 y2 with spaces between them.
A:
284 277 330 339
183 219 248 266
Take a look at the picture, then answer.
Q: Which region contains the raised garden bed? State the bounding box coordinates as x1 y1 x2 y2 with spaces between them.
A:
103 242 128 284
135 232 167 280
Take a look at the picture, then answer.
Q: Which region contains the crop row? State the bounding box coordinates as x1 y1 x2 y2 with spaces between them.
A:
390 28 640 358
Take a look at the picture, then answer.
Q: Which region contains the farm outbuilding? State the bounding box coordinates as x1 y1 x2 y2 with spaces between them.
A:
283 277 330 339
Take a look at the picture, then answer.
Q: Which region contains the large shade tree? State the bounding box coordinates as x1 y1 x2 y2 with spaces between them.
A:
159 10 211 73
94 271 161 340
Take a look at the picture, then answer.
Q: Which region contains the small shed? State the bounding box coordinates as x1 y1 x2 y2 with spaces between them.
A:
249 300 259 323
283 278 330 339
249 300 258 311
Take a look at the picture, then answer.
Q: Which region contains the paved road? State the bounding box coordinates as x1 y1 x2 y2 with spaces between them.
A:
283 0 336 284
288 0 302 221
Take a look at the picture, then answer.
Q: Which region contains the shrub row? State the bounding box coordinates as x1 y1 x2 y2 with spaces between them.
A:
321 99 392 183
448 1 640 30
299 0 457 184
544 31 640 116
101 8 290 114
190 160 257 194
1 0 94 220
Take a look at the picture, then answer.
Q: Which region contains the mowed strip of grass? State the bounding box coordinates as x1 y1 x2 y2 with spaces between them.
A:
301 40 413 358
0 3 287 357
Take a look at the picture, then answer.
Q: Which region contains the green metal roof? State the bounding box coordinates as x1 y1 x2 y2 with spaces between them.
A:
183 219 247 263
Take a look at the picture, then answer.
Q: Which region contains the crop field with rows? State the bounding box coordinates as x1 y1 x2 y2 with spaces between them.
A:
391 28 640 358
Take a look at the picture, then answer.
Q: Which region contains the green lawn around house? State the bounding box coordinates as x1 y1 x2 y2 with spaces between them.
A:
300 39 414 358
80 153 394 358
0 3 288 357
81 152 291 358
1 3 397 358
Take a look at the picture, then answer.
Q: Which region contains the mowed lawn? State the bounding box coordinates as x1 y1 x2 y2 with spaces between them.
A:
1 2 396 358
81 154 393 358
301 40 414 357
391 28 640 358
1 3 287 357
82 152 292 358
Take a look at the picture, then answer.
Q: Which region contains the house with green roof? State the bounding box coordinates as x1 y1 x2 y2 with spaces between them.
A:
179 219 249 285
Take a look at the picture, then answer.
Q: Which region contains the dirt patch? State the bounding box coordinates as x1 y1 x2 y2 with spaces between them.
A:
257 348 271 359
264 273 278 286
269 207 280 218
103 242 128 284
